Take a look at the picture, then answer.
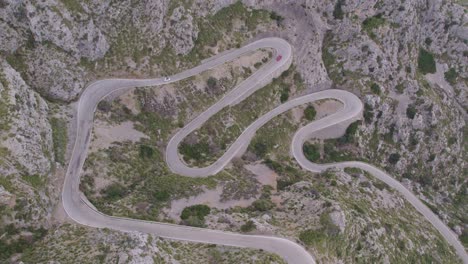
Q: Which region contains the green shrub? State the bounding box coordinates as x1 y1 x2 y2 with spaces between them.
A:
424 37 432 46
139 145 154 159
395 83 404 93
240 220 256 232
406 105 416 119
97 100 112 112
363 103 373 123
207 77 217 89
322 31 336 72
102 183 126 200
264 159 303 188
299 229 326 246
152 190 170 202
22 174 44 189
50 117 67 164
460 230 468 247
418 48 436 74
444 68 458 85
370 82 381 95
303 143 320 162
333 0 345 20
252 141 268 158
0 177 14 192
353 204 365 214
304 105 317 121
0 226 47 261
280 87 290 103
179 141 210 162
342 121 359 143
252 199 274 211
448 137 456 146
388 153 400 165
270 11 284 24
181 204 210 221
183 216 206 227
60 0 84 13
362 14 385 39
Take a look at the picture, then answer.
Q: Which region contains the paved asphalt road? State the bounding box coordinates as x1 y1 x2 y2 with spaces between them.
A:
63 37 467 264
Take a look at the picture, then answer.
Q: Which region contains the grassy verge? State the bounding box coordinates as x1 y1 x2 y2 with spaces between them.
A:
50 117 68 164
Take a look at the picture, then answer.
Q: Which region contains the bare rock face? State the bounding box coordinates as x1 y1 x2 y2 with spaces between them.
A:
0 22 23 53
165 6 199 55
1 61 53 177
25 45 88 102
129 0 167 36
0 186 12 205
329 208 346 233
248 0 330 88
25 0 109 60
0 61 54 228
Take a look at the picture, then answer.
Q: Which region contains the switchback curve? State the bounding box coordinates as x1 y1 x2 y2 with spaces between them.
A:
63 37 467 264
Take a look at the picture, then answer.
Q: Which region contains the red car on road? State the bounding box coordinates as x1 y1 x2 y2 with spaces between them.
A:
276 55 282 61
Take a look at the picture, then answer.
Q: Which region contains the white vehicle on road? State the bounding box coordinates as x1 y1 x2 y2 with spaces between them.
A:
164 77 171 82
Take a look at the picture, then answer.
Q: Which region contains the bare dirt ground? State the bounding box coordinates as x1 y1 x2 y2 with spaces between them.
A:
89 120 149 153
165 163 278 221
313 99 342 119
244 163 278 189
291 107 304 123
166 186 257 220
425 63 454 95
119 88 140 114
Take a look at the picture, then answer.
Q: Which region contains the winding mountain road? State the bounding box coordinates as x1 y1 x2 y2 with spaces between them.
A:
63 37 468 264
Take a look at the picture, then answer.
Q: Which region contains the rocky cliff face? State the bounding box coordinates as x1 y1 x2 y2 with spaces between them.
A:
0 60 55 232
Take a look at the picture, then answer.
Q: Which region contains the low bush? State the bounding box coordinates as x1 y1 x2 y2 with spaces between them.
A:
370 83 381 95
240 220 256 232
252 141 268 158
460 229 468 247
252 198 274 211
50 117 67 164
181 204 211 223
342 121 359 143
179 141 210 162
304 105 316 121
102 183 126 200
406 105 416 119
97 100 112 112
207 77 217 89
362 14 385 39
333 0 345 19
444 68 458 85
363 103 373 123
418 48 436 74
22 174 44 189
388 153 400 165
299 229 326 246
280 87 290 103
303 142 320 162
139 145 154 159
270 11 284 24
